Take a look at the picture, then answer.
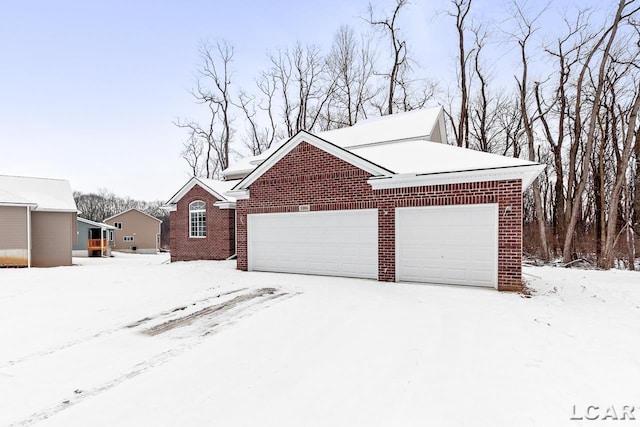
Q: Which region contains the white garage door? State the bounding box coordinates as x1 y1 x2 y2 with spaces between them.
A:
248 209 378 279
396 204 498 287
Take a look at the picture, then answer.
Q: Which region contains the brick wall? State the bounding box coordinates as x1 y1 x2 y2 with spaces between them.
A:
236 142 376 271
373 181 522 291
170 184 235 262
237 141 524 291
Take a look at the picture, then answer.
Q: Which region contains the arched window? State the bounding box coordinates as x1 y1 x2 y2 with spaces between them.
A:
189 201 206 237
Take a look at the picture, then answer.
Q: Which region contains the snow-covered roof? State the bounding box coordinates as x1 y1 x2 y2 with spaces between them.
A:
0 175 77 212
350 139 536 174
353 140 544 190
163 177 240 210
195 178 239 202
78 217 116 230
230 132 544 195
317 106 445 149
225 104 544 195
222 106 445 180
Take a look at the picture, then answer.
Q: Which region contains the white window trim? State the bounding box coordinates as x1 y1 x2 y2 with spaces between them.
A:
189 200 207 238
123 235 134 242
114 222 123 229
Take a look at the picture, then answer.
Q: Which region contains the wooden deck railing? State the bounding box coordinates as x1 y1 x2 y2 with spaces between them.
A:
88 239 108 250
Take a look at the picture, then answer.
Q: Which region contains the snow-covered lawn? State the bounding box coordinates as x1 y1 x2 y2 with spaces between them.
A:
1 253 639 426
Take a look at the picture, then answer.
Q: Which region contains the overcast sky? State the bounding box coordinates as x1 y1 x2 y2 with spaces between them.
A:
0 0 608 201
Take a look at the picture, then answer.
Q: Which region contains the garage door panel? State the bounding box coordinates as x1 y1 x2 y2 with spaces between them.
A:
470 248 493 261
396 204 498 288
446 268 467 281
248 209 378 279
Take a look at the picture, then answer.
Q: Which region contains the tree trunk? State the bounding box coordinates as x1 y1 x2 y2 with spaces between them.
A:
562 0 626 263
601 90 640 268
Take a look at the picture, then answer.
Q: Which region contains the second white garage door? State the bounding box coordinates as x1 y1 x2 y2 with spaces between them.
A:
396 204 498 287
247 209 378 279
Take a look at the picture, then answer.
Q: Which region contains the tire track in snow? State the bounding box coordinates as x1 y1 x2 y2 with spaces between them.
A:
9 288 297 427
0 288 246 370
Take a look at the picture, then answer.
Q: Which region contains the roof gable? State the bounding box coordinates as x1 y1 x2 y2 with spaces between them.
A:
164 177 239 206
320 106 445 149
104 208 162 223
232 130 393 192
222 106 446 180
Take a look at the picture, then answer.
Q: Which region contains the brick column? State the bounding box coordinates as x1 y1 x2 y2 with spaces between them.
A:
378 201 395 282
497 180 523 292
236 200 248 271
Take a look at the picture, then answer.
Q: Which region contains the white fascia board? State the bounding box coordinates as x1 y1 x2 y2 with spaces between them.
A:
234 131 393 191
222 168 255 180
214 201 236 210
435 107 448 142
368 164 545 193
160 204 177 212
226 189 250 200
33 207 78 212
166 178 227 205
0 202 38 208
78 217 116 229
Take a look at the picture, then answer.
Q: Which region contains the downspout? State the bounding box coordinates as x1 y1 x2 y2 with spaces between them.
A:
26 206 31 268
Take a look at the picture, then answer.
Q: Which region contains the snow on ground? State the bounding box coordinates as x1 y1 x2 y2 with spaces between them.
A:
1 253 639 426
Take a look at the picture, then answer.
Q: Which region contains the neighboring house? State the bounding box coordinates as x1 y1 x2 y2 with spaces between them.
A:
73 217 116 257
165 106 544 291
0 175 77 267
162 178 237 262
103 209 161 254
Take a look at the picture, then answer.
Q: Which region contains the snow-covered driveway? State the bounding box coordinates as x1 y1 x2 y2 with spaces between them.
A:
1 254 639 426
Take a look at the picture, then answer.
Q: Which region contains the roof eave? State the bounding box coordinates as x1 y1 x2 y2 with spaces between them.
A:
368 164 545 192
165 177 229 205
33 207 78 213
214 201 236 210
0 202 38 208
160 204 177 212
226 189 250 200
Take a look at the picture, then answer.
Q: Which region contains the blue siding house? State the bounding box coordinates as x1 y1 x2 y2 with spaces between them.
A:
73 217 116 257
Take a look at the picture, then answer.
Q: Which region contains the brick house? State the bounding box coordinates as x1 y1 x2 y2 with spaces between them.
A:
224 107 543 292
162 177 237 261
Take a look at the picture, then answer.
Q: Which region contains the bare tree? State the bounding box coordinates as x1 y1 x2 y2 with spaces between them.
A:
512 1 550 260
326 25 378 127
366 0 409 115
467 24 506 154
600 70 640 267
534 10 593 250
449 0 473 148
562 0 634 263
175 41 235 178
267 42 336 137
235 75 280 156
